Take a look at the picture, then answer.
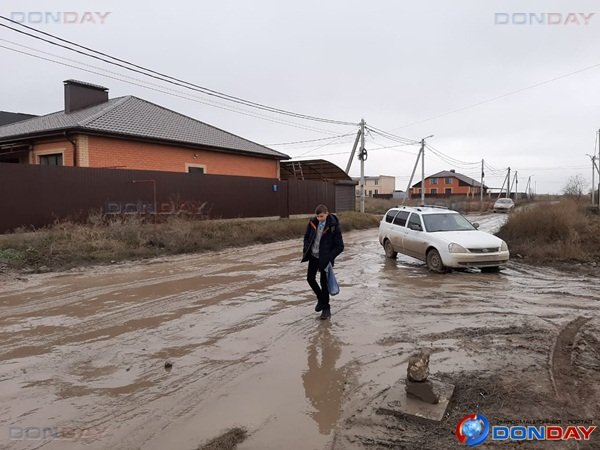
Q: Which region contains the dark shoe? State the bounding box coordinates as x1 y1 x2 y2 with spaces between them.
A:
315 302 324 312
320 308 331 320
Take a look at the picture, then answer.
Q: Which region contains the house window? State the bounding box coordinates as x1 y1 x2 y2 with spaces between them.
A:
39 154 63 166
186 163 206 174
374 179 379 185
445 177 452 184
431 188 437 194
368 190 372 196
430 178 438 185
374 189 378 195
445 188 452 194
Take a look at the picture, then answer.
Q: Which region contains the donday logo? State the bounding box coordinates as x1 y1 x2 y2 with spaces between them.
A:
456 414 490 447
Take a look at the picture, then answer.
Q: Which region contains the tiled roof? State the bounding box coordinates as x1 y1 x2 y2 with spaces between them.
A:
0 111 38 127
411 170 483 188
0 96 288 159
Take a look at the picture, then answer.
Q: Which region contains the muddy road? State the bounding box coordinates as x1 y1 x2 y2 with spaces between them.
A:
1 216 599 449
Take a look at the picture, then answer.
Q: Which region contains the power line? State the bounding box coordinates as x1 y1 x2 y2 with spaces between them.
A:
385 62 600 132
267 133 355 146
295 133 357 157
0 16 357 126
365 125 419 144
425 144 481 168
0 42 346 136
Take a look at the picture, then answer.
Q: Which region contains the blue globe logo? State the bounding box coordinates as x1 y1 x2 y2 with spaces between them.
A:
463 419 484 438
456 414 490 446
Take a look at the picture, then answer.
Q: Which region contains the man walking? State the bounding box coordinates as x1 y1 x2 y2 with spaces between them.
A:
301 204 344 319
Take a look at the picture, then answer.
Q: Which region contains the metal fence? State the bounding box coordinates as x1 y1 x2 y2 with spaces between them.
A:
0 164 339 232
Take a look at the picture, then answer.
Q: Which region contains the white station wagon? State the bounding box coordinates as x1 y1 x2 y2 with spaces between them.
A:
378 206 509 272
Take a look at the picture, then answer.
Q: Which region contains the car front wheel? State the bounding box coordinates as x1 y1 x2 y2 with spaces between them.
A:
426 248 445 273
384 239 397 259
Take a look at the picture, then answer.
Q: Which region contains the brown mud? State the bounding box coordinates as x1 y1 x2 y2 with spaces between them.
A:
0 215 599 449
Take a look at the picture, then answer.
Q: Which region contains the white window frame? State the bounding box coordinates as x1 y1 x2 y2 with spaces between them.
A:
35 149 65 165
185 163 207 174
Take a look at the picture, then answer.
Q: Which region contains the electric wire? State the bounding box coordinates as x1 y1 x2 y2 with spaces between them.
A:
0 42 347 136
0 16 357 126
365 125 419 144
267 133 355 146
384 62 600 132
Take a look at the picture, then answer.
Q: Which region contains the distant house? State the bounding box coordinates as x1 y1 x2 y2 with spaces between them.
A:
392 190 407 200
0 80 289 177
352 175 395 197
410 169 486 197
0 111 37 127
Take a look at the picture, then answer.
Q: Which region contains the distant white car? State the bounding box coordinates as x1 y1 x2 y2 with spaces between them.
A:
378 206 509 272
493 198 515 213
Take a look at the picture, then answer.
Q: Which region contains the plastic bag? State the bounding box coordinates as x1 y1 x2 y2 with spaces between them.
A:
326 263 340 296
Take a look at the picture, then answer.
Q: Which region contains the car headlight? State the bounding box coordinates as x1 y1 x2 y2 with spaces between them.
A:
448 243 468 253
501 240 509 251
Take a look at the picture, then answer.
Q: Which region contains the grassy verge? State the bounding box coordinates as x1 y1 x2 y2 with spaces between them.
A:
0 212 380 273
360 196 498 215
496 199 600 264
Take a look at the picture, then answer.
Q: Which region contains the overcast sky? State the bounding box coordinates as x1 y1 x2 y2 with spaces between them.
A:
2 0 600 194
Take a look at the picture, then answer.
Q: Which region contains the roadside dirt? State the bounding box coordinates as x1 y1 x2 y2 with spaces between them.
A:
0 216 599 449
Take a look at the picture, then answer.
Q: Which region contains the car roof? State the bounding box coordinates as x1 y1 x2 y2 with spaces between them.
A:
386 205 459 215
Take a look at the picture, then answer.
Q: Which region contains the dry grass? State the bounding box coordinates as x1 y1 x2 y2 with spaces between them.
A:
198 427 248 450
0 212 380 273
360 196 497 215
497 199 600 263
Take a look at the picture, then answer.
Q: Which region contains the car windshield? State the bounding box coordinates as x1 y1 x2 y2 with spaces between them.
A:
496 199 513 204
422 213 475 232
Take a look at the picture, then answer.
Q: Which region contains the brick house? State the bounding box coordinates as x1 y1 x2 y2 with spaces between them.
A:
0 80 289 178
410 169 486 197
352 175 395 197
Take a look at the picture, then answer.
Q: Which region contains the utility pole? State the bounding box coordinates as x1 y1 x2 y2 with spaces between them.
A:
419 135 434 206
506 167 511 198
359 119 366 213
498 172 507 199
345 129 362 174
480 159 484 206
403 147 422 204
420 138 425 206
513 171 518 201
525 176 531 200
591 154 596 205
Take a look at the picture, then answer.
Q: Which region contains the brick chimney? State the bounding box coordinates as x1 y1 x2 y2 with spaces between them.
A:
63 80 109 113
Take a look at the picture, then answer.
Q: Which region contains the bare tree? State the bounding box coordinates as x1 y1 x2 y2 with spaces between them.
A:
562 174 588 199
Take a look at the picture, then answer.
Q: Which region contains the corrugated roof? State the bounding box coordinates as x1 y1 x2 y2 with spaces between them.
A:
0 96 288 159
280 159 355 182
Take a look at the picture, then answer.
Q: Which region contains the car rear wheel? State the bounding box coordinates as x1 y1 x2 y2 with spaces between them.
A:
481 266 500 273
426 248 445 273
384 239 397 259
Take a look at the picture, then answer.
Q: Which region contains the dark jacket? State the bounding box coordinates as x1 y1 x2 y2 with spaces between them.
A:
301 214 344 270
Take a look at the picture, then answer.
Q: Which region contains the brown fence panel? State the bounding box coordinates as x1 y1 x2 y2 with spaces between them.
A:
0 164 339 232
287 179 336 216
